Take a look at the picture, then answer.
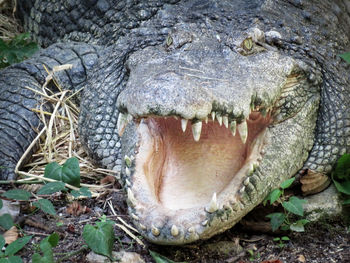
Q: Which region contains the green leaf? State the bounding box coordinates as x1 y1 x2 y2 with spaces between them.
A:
0 259 7 263
342 199 350 205
37 182 66 195
280 225 290 231
47 233 59 247
33 199 56 215
0 235 5 250
332 178 350 195
2 190 31 201
83 222 115 258
0 199 3 209
269 189 282 205
71 187 92 198
273 237 280 242
31 253 42 263
5 236 32 256
290 219 309 232
281 236 290 241
149 250 187 263
7 256 23 263
44 157 80 187
280 177 295 189
282 196 306 216
0 33 38 69
333 154 350 180
339 52 350 64
0 214 14 230
39 239 54 262
266 213 286 232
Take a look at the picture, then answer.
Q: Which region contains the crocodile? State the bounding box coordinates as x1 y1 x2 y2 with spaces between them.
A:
0 0 349 245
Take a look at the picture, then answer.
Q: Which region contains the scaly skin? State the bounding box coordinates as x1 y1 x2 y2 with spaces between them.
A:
0 0 349 244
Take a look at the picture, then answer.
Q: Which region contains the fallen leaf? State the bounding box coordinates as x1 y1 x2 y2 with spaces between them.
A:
260 260 283 263
297 254 306 262
67 224 75 233
3 226 19 244
100 175 116 185
66 201 91 216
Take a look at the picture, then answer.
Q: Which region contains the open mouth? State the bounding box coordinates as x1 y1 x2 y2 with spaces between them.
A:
137 112 271 209
119 110 272 242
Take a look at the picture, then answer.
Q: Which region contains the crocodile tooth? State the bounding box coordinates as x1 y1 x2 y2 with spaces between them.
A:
181 119 188 132
171 225 179 237
131 213 139 220
139 223 146 230
188 227 195 233
173 116 178 120
239 186 246 194
125 179 131 186
237 120 248 144
127 188 136 207
243 177 250 186
230 120 237 136
211 111 215 121
216 113 223 126
207 192 218 213
249 163 255 173
223 115 229 128
205 116 208 124
117 112 129 136
192 121 202 142
125 167 131 176
151 225 160 236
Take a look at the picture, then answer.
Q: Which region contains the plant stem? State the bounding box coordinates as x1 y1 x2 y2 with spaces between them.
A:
0 180 43 184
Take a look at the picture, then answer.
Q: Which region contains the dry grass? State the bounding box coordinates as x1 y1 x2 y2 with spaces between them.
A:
13 64 144 245
0 0 21 41
14 64 119 195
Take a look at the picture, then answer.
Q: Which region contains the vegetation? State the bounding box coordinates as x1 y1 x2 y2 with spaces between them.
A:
331 153 350 205
0 32 38 69
0 157 183 263
339 52 350 64
264 177 309 233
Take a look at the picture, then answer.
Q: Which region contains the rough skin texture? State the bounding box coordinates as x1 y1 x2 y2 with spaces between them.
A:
0 0 349 244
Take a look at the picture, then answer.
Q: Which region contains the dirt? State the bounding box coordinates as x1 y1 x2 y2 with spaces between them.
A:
8 182 349 263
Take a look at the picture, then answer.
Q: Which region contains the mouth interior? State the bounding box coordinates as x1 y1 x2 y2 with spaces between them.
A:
135 112 270 210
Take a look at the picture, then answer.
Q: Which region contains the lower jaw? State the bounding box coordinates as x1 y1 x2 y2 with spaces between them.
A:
123 114 270 244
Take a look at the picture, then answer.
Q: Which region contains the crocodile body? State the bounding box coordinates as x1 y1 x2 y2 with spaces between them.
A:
0 0 350 244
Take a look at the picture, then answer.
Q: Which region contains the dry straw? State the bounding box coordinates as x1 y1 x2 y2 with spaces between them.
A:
15 64 118 194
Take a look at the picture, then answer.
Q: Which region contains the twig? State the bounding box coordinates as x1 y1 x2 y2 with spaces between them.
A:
0 180 42 184
15 127 47 174
56 245 89 263
30 108 69 121
23 231 49 237
107 201 145 247
116 223 145 247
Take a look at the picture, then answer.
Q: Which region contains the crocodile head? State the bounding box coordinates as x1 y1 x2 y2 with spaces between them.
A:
116 27 321 245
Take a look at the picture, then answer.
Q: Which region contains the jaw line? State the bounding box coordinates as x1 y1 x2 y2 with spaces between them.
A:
124 112 270 244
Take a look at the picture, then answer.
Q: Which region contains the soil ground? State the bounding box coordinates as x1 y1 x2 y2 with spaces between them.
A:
9 184 350 263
